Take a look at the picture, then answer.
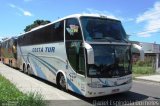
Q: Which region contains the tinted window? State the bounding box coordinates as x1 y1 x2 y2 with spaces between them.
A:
65 18 82 41
65 18 85 75
66 41 85 75
88 44 131 78
80 17 127 42
18 21 64 46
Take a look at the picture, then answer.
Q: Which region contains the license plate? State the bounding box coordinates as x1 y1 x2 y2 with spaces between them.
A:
112 89 119 93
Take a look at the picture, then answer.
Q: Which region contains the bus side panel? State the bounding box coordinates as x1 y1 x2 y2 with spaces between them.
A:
17 44 25 70
66 64 87 96
17 42 67 84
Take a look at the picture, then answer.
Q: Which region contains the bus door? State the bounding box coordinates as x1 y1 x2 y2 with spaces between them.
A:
65 18 86 94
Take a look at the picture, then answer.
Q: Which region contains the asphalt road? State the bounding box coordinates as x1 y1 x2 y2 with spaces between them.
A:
76 80 160 106
43 78 160 106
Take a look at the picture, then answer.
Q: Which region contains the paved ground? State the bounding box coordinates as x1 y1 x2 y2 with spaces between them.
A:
0 63 91 106
0 63 72 100
157 68 160 73
85 80 160 106
136 75 160 83
132 80 160 99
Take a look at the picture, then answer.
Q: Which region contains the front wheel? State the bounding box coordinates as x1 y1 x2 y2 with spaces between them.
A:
58 73 66 91
27 66 31 75
23 65 27 73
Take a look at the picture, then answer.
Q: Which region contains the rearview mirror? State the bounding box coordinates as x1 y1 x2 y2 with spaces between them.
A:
83 43 94 64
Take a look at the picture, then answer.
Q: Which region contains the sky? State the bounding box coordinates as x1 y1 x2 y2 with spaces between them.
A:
0 0 160 44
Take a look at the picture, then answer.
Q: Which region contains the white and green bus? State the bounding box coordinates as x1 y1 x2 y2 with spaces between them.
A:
17 14 133 97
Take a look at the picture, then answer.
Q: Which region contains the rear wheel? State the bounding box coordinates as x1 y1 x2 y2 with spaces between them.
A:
27 65 31 75
58 73 66 91
23 64 27 73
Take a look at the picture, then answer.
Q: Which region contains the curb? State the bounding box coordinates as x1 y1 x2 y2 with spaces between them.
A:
134 78 160 85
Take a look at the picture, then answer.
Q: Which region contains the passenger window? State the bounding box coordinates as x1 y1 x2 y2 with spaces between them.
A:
65 18 85 75
65 18 82 41
52 21 64 42
18 21 64 46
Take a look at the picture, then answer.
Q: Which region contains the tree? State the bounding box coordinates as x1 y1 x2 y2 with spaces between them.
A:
24 20 51 32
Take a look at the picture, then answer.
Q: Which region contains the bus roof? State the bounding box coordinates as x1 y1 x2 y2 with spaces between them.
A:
1 37 17 43
19 14 120 36
63 14 120 21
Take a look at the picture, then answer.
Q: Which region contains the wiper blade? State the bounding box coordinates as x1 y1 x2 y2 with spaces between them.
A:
92 37 112 42
121 39 129 43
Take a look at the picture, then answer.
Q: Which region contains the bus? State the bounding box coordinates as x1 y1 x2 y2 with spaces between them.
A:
1 37 18 68
17 14 133 97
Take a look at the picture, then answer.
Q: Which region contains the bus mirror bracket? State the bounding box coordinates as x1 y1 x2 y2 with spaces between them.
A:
83 43 94 64
132 44 144 61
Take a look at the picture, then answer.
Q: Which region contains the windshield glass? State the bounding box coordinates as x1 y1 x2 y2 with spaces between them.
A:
88 44 131 78
80 17 127 42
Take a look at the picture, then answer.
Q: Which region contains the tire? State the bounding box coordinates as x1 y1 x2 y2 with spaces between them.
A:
23 65 27 74
58 73 66 91
27 66 31 75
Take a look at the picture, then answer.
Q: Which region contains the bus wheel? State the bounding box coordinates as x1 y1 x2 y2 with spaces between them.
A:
27 65 31 75
58 73 66 91
23 64 27 74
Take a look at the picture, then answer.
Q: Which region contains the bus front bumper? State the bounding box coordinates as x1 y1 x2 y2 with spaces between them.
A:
85 82 132 97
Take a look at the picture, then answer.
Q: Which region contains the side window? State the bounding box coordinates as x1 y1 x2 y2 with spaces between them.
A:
65 18 85 75
34 21 64 44
42 25 52 43
78 47 85 75
66 41 85 75
19 21 64 46
52 21 64 41
66 18 82 41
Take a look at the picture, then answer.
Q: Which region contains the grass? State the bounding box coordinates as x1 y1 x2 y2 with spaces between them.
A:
132 65 155 79
0 74 45 106
132 66 155 74
132 59 155 77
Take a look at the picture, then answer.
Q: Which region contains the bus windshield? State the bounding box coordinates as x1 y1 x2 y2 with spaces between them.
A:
80 17 127 42
88 44 132 78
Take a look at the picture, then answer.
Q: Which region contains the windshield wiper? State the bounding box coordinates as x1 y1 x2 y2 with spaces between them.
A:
92 37 112 42
121 38 129 43
111 37 129 43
